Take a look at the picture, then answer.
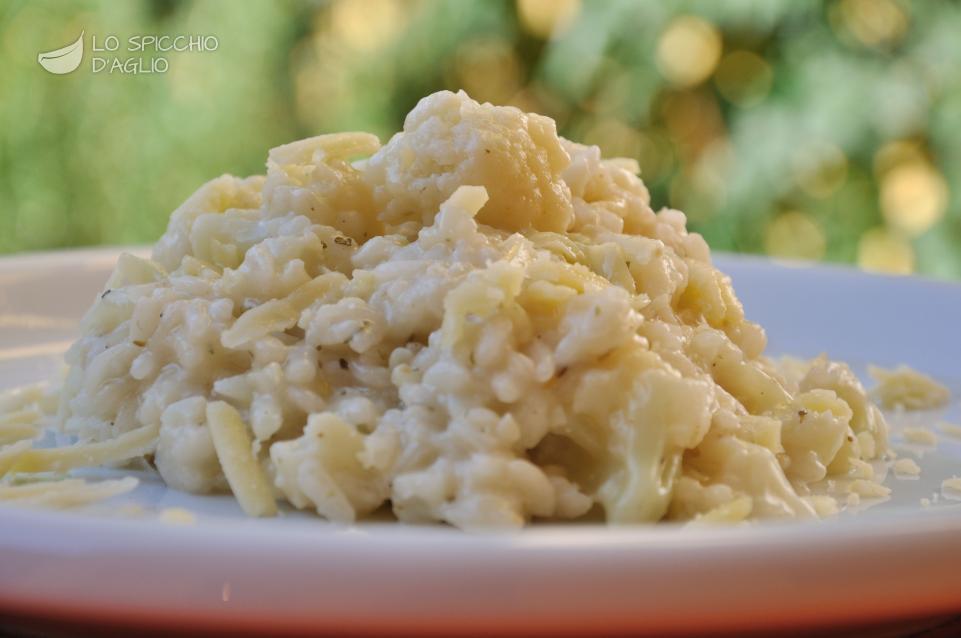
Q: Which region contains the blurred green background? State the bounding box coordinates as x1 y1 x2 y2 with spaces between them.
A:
3 0 960 277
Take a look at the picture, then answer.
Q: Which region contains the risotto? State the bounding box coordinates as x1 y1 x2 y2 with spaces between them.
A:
0 91 892 529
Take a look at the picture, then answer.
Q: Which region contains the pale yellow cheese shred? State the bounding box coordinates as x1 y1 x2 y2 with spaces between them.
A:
206 401 277 517
849 479 891 499
0 477 138 508
892 458 921 477
0 423 159 477
868 365 950 411
937 421 961 440
0 409 41 445
943 477 961 494
902 427 938 446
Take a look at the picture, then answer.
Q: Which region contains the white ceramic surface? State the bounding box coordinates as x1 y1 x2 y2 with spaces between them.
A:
1 247 960 636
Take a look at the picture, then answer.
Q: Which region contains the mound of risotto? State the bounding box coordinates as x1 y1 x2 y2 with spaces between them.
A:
1 91 889 529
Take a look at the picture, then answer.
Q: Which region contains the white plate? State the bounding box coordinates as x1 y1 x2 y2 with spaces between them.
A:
1 247 960 636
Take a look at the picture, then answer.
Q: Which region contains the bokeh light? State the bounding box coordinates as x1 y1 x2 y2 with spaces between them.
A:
714 51 773 108
858 227 915 275
833 0 909 49
794 143 849 199
3 0 961 280
517 0 580 40
765 211 827 261
656 16 722 88
453 38 523 106
330 0 404 52
582 118 643 162
880 162 948 237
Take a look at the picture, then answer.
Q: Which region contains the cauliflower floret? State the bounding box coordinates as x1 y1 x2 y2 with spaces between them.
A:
152 175 264 272
365 90 573 233
780 389 853 483
155 397 226 493
800 357 888 471
270 413 388 522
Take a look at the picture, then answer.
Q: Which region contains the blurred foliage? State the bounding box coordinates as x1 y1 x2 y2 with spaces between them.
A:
2 0 961 278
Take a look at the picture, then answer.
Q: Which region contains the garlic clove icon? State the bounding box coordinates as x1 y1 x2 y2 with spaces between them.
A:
38 31 84 75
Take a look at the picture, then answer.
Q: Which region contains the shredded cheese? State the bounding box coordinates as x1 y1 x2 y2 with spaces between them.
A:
0 477 138 508
849 459 874 480
868 365 950 411
943 477 961 494
159 507 197 525
0 423 158 477
849 479 891 499
0 410 40 445
937 421 961 440
807 495 840 518
689 496 753 524
902 426 938 446
892 458 921 477
206 401 277 517
0 383 46 414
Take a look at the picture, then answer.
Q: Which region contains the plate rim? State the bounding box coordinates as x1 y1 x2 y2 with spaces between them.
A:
2 246 961 635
